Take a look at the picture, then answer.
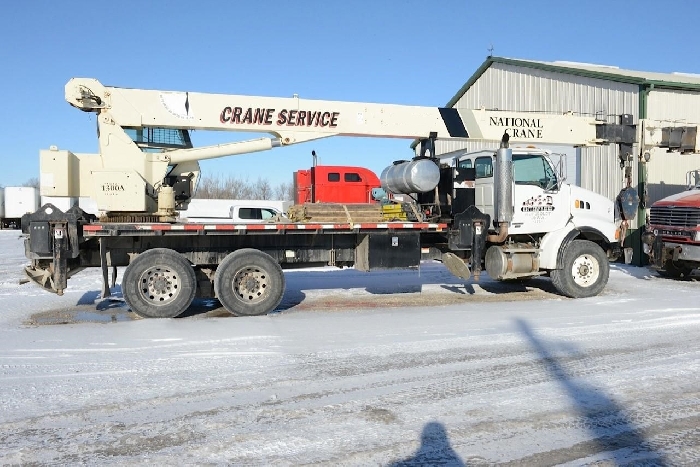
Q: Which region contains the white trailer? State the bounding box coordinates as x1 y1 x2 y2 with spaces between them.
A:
4 187 39 229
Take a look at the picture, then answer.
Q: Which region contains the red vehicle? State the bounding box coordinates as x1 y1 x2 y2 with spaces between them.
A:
644 169 700 277
294 165 382 204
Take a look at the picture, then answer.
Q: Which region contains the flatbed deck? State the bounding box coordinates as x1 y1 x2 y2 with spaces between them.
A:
82 222 448 236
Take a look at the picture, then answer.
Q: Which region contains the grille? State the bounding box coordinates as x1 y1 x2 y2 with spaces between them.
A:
649 206 700 228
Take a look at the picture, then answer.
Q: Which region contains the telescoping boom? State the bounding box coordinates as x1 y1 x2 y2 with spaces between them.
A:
45 78 635 216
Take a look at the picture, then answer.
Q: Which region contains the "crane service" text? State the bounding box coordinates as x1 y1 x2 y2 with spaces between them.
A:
220 107 340 128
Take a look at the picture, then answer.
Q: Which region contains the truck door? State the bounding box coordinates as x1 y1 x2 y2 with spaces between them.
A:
341 171 370 203
509 153 569 235
474 156 495 222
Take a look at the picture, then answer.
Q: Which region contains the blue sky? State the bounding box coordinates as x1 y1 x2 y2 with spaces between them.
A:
2 0 699 190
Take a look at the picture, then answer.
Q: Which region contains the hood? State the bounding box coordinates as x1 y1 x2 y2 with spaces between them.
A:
653 188 700 208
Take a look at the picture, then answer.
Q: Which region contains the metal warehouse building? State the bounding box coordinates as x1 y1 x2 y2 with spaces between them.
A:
426 56 700 264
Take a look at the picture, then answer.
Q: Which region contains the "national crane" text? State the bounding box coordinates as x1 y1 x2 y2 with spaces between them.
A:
489 116 543 138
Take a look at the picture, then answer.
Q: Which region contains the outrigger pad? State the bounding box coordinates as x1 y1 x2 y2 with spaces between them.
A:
441 252 471 281
24 265 61 295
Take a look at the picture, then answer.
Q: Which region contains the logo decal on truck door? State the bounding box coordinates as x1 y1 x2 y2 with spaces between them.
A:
521 195 554 212
521 194 555 223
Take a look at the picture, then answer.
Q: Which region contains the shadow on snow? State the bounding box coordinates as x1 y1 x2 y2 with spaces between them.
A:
389 421 465 466
515 318 667 465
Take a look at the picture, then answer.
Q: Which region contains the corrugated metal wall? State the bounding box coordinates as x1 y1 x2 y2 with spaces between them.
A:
645 89 700 204
434 63 639 202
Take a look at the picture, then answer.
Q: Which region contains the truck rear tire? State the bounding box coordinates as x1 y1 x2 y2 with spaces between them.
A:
215 249 285 317
122 248 197 318
551 240 609 298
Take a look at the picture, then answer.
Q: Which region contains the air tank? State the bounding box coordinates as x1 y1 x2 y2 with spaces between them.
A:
380 159 440 194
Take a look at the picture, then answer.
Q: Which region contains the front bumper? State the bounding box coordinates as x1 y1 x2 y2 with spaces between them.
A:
642 230 700 268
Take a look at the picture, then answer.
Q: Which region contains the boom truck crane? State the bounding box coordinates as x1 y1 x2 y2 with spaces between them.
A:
23 78 651 318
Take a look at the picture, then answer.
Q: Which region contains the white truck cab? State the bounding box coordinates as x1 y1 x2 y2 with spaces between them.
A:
453 148 616 240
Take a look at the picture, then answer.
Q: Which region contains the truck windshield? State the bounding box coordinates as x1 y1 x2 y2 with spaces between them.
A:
513 154 558 190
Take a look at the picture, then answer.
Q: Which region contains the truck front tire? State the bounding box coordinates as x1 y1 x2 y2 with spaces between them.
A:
551 240 609 298
122 248 197 318
215 249 285 317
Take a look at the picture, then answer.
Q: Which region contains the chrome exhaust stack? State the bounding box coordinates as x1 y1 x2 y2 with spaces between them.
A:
488 133 513 242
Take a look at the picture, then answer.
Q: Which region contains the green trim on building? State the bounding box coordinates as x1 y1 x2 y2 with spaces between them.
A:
455 56 700 101
632 83 652 266
443 59 494 108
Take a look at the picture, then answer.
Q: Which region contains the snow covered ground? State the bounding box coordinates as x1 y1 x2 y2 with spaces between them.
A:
1 228 699 465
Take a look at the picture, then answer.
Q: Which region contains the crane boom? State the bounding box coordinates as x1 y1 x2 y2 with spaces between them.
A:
66 77 623 147
45 77 637 215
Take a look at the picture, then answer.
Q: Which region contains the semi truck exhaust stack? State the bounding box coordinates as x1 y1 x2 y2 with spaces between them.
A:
488 133 513 243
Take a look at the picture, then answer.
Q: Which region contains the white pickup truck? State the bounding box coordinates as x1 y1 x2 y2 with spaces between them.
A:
180 199 287 223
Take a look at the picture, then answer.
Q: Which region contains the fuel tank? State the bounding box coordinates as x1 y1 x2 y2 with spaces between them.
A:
380 159 440 194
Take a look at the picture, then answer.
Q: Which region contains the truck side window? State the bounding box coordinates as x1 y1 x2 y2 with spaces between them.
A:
238 208 261 220
328 173 340 182
344 173 362 182
458 159 473 170
474 157 493 179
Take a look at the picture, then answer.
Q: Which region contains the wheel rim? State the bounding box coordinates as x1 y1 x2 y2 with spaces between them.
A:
232 266 268 304
137 266 181 305
570 254 600 288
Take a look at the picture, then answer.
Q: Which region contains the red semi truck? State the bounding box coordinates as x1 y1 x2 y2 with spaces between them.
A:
293 165 382 204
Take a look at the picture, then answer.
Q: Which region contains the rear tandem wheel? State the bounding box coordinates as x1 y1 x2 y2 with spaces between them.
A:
121 248 197 318
214 248 285 317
